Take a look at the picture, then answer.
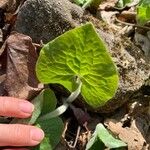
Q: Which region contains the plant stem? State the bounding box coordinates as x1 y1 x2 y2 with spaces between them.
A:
115 17 150 31
38 77 82 121
82 0 92 9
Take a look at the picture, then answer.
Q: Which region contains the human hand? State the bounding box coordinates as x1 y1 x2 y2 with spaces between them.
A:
0 97 44 147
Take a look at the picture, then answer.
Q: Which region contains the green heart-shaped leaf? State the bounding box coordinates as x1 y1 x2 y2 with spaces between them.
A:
34 117 64 150
40 89 57 116
116 0 132 8
86 123 127 150
73 0 85 5
96 124 127 148
137 0 150 25
36 23 119 108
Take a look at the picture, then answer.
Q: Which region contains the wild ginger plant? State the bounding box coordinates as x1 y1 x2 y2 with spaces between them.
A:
12 23 119 149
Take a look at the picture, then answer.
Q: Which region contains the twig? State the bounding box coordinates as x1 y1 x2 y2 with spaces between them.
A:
33 43 43 49
83 122 89 132
115 18 150 31
67 126 81 149
62 119 70 139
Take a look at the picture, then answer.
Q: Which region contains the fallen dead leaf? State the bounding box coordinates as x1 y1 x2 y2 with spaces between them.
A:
0 0 18 12
0 62 6 96
118 11 136 23
0 42 6 96
4 32 43 100
97 10 119 24
99 0 118 10
105 118 147 150
0 0 9 9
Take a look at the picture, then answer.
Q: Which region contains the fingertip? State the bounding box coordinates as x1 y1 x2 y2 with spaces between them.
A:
19 101 34 116
30 127 45 146
0 97 34 118
0 124 45 146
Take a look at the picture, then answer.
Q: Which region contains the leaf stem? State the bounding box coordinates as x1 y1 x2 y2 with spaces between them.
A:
82 0 93 9
38 77 82 121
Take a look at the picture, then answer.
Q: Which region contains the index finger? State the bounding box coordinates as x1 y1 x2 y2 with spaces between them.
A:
0 97 34 118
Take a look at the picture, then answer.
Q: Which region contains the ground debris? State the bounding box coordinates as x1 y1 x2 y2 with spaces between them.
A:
104 100 150 150
105 118 147 150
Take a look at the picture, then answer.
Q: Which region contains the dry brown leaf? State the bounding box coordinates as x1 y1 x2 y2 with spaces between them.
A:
105 118 147 150
1 0 25 28
4 32 43 100
0 41 6 96
118 11 136 23
99 0 118 10
98 11 119 24
0 0 17 12
0 63 6 96
0 0 9 9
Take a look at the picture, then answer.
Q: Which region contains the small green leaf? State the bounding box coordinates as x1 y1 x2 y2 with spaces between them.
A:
41 89 57 116
11 89 57 124
73 0 102 10
139 0 150 6
136 0 150 25
116 0 133 8
86 129 105 150
73 0 85 5
36 117 64 149
82 0 102 10
86 123 127 149
36 23 119 108
97 124 127 148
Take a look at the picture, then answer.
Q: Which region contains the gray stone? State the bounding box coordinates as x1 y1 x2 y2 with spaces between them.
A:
15 0 83 43
77 15 150 113
96 30 150 113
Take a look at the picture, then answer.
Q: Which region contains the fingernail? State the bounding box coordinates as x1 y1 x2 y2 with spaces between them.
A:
19 101 34 114
31 128 44 145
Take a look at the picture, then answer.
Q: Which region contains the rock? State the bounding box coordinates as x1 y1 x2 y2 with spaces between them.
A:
100 35 150 113
79 15 150 113
15 0 83 43
98 35 150 113
134 32 150 57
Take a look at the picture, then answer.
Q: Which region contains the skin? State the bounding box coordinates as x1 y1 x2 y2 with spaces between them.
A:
0 97 45 150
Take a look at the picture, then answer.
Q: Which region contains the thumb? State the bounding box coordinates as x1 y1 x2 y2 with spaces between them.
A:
0 124 44 146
